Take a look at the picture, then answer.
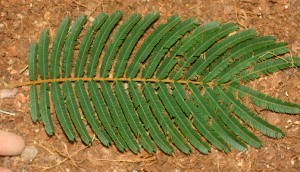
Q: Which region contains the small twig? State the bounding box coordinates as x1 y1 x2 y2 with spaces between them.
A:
0 109 15 116
43 145 88 171
19 65 28 74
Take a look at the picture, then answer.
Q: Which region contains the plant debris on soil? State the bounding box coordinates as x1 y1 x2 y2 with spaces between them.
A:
0 0 299 171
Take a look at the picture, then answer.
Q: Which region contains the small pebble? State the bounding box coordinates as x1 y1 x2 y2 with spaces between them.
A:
0 130 25 156
21 146 38 161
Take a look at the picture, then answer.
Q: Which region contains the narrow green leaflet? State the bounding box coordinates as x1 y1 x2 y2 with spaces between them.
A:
87 11 122 77
75 80 111 146
115 81 156 153
51 82 76 141
38 29 49 80
62 15 87 78
204 87 262 148
87 81 127 151
39 83 54 135
114 13 159 78
219 43 289 84
100 81 140 154
238 56 300 82
188 83 247 151
50 17 70 79
142 18 198 79
62 81 92 144
100 13 141 78
216 86 284 138
156 82 210 154
126 15 181 78
74 13 107 77
143 83 191 154
229 83 300 114
171 83 230 152
128 81 174 154
29 85 40 122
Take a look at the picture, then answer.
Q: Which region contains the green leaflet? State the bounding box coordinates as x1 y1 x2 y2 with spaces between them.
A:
38 29 49 80
216 86 284 138
128 81 174 154
185 23 238 80
203 36 276 82
87 11 122 77
229 83 300 114
143 83 191 154
100 13 141 78
25 11 300 155
50 17 70 79
221 43 289 84
114 13 159 78
126 15 181 78
238 56 300 82
62 15 87 78
75 80 111 146
39 83 54 135
156 82 210 154
204 87 262 148
51 82 76 141
171 83 229 152
115 81 156 153
29 85 40 122
188 84 247 151
62 81 92 144
142 18 199 79
87 81 126 151
75 12 107 77
100 81 140 154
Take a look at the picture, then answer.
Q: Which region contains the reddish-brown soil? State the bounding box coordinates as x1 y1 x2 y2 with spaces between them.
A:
0 0 299 171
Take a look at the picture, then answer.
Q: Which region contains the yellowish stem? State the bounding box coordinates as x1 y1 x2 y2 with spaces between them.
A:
6 77 203 88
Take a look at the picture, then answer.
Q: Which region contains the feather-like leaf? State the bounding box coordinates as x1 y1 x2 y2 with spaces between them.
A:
24 11 300 155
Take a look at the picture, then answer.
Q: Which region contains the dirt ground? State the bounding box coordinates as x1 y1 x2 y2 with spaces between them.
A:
0 0 300 171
